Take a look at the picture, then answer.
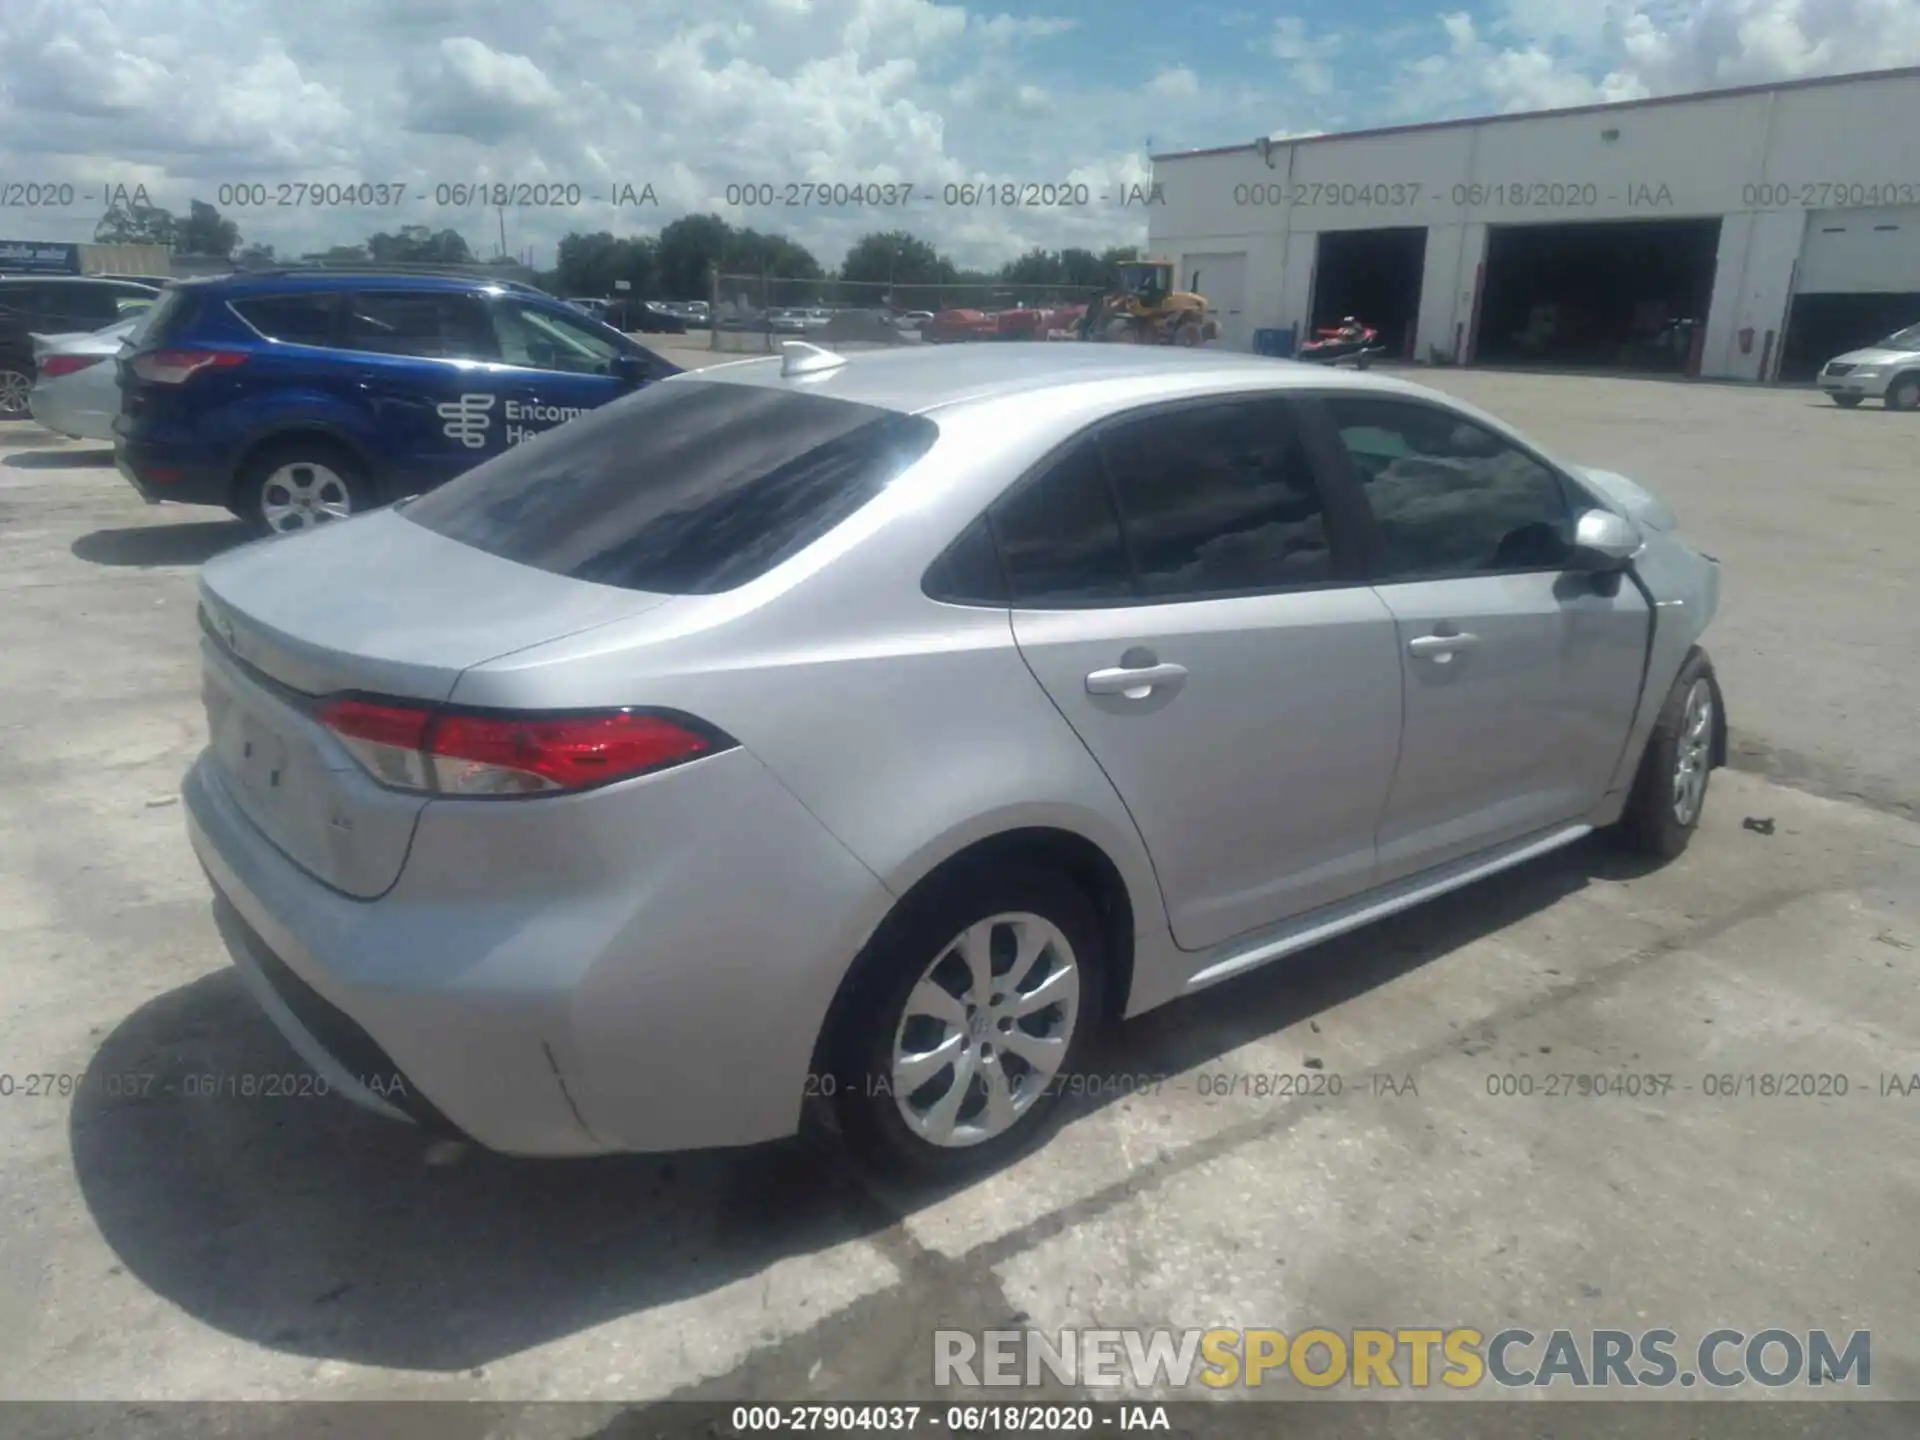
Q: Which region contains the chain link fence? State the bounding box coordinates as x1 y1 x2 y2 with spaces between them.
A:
707 273 1108 353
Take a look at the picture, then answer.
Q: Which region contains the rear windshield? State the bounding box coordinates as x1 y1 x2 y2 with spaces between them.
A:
136 285 199 346
401 379 939 594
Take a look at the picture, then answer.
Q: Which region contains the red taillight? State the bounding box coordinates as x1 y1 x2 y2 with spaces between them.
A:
130 349 249 384
428 711 718 795
39 354 105 378
318 698 434 791
317 699 724 797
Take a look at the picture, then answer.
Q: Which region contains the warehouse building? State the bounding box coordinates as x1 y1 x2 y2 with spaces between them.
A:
1147 65 1920 381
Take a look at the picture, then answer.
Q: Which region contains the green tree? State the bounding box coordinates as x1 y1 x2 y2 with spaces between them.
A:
655 214 731 301
177 199 241 258
1059 247 1107 291
839 231 951 289
999 246 1064 288
366 225 474 264
724 228 824 304
94 202 177 246
552 231 658 299
235 242 276 268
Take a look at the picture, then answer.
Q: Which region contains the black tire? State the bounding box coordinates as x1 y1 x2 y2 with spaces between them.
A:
1354 353 1371 370
1614 649 1720 860
1885 373 1920 412
1831 393 1864 408
824 863 1108 1183
234 439 372 536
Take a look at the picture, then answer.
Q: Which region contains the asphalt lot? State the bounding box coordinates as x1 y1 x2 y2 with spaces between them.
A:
0 362 1916 1427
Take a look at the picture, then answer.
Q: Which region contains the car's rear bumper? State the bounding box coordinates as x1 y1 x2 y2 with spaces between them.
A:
183 743 893 1157
27 385 117 442
114 437 231 505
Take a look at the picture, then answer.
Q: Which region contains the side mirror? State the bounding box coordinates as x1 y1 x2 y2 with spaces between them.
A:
1570 508 1643 570
611 351 648 388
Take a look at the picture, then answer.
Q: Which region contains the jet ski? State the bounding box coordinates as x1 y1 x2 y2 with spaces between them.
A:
1297 318 1388 368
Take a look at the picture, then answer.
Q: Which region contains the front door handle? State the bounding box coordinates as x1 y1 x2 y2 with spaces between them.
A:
1086 662 1188 698
1408 632 1480 659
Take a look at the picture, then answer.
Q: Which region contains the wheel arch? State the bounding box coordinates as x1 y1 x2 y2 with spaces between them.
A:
229 425 378 510
807 823 1143 1092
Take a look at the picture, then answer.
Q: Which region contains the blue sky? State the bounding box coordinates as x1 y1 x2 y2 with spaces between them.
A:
1 0 1916 269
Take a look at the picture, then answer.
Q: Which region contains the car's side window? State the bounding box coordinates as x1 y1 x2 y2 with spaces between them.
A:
1097 397 1335 597
491 299 620 375
230 294 340 347
341 291 499 361
1322 395 1574 581
988 442 1133 606
73 286 125 326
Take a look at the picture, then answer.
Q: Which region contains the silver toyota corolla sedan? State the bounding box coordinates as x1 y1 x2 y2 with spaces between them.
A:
184 342 1725 1180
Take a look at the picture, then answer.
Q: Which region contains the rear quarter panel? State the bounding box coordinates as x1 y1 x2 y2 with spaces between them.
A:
446 396 1180 1017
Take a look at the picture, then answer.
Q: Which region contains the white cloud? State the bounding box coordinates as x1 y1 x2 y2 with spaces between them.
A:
1392 0 1920 119
5 0 1912 276
1148 67 1201 99
1266 15 1343 96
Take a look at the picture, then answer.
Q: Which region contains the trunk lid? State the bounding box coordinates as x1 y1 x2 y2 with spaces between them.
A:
197 508 673 897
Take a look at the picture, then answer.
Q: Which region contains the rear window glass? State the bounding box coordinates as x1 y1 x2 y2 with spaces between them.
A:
138 286 200 346
230 294 338 346
401 380 939 594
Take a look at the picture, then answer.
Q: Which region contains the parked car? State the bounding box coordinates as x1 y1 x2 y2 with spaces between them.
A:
996 307 1051 342
0 276 160 416
566 297 613 323
1818 322 1920 410
637 301 689 334
891 310 935 332
670 300 712 330
111 270 679 532
922 308 998 344
184 343 1725 1182
27 312 149 441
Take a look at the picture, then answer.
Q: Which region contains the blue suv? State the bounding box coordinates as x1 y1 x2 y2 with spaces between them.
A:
113 271 682 533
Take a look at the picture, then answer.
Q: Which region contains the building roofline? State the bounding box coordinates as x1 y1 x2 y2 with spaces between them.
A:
1151 63 1920 162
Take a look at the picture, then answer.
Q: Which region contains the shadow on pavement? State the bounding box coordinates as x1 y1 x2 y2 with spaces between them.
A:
71 520 251 568
3 446 114 467
70 837 1630 1374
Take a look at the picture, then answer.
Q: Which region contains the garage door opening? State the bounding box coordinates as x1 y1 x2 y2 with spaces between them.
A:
1308 228 1427 359
1780 292 1920 381
1475 218 1722 372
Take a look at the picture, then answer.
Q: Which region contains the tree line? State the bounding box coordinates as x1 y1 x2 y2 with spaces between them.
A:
92 197 1144 303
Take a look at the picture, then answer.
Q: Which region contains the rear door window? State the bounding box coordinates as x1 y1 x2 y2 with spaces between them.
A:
1096 397 1334 597
988 443 1133 605
400 379 938 594
342 290 499 360
230 294 341 347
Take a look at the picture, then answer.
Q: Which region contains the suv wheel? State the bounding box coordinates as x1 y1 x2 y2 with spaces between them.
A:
1886 373 1920 412
0 366 32 418
238 442 370 536
826 865 1106 1182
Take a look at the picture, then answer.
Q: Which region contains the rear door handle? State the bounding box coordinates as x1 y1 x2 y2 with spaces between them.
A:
1086 662 1188 698
1408 632 1480 658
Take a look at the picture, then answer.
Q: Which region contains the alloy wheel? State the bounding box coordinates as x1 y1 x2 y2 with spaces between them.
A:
889 912 1081 1148
0 369 32 418
1671 679 1714 826
260 461 354 533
